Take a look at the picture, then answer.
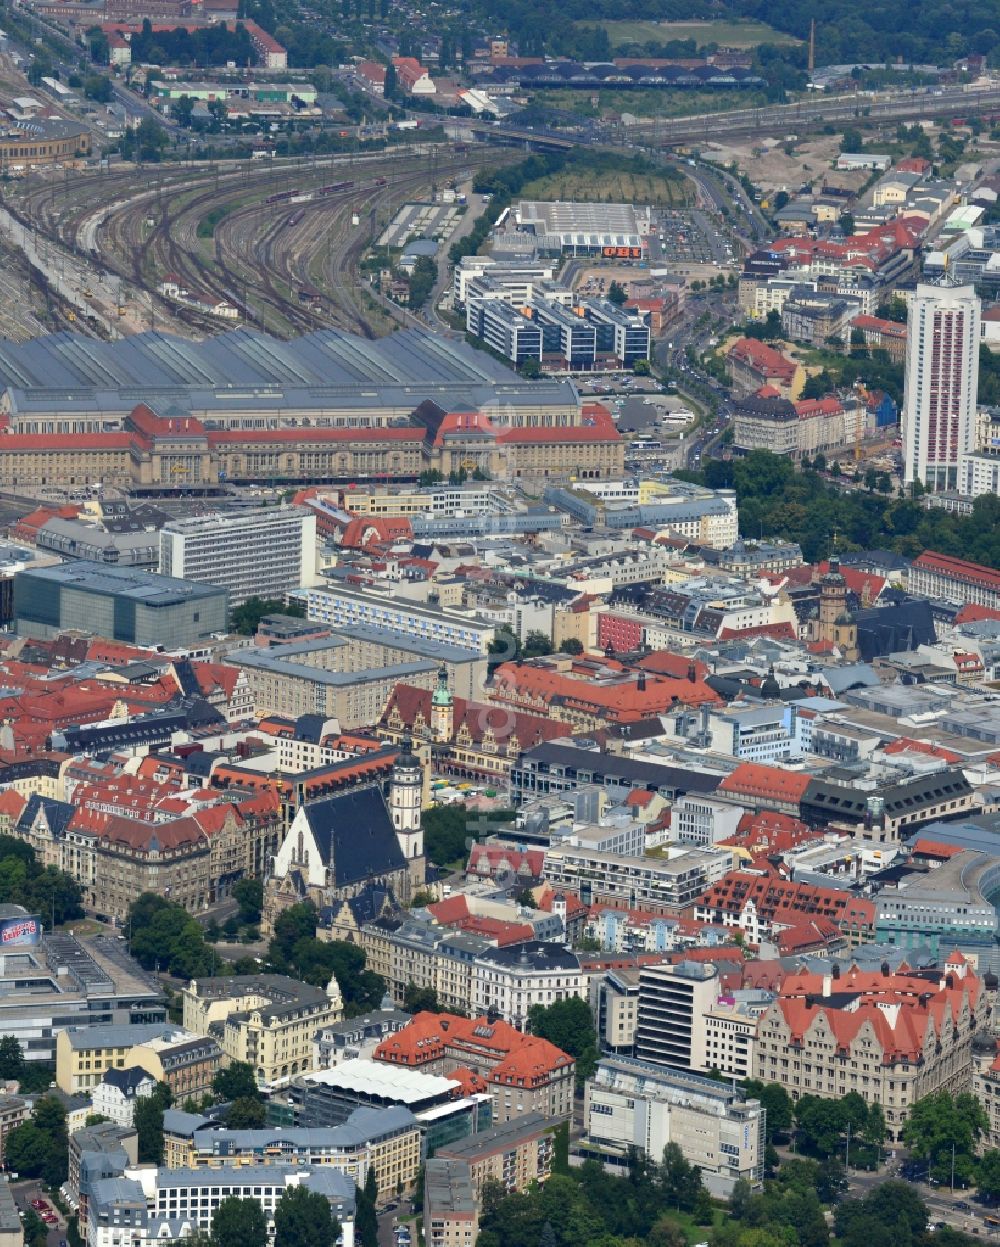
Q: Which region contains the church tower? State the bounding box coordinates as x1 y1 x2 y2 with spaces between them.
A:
430 664 454 744
818 558 848 631
390 734 424 861
813 558 858 661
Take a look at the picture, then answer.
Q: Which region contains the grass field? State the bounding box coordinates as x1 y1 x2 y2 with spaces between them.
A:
582 18 800 47
520 168 692 206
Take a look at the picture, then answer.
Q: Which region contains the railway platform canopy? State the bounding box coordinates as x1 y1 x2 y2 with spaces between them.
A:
0 327 580 435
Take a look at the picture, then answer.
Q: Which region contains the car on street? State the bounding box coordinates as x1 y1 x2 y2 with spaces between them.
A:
30 1201 48 1211
42 1215 58 1225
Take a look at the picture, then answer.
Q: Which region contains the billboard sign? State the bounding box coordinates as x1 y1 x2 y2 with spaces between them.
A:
0 915 40 947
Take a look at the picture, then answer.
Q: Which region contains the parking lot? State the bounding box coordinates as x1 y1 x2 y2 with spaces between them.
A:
11 1180 67 1247
648 207 737 272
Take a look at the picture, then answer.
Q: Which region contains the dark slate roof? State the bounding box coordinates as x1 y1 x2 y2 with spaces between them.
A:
515 742 721 795
477 940 581 971
18 793 75 838
321 882 396 932
101 1067 155 1096
171 660 201 699
802 767 972 825
303 786 406 887
295 713 327 744
853 600 936 662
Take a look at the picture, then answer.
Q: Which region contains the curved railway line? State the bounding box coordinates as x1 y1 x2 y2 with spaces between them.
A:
7 146 492 339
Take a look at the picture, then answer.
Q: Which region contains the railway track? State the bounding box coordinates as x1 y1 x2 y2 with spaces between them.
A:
7 145 494 339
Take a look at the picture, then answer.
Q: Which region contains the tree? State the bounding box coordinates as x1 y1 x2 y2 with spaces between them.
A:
744 1080 793 1140
384 61 397 99
22 1209 47 1247
558 638 584 655
902 1090 987 1184
420 805 472 867
795 1095 851 1157
520 357 541 379
355 1166 378 1247
839 212 855 236
212 1198 267 1247
5 1122 54 1182
528 997 598 1083
607 281 628 306
233 878 263 925
213 1062 261 1103
403 983 441 1013
522 630 553 659
660 1141 702 1212
978 1149 1000 1199
230 597 305 636
488 625 520 665
135 1082 172 1164
84 74 113 102
0 1035 23 1082
274 1185 338 1247
226 1097 266 1129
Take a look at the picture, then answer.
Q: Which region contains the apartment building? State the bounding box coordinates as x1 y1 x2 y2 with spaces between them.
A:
233 632 486 725
590 966 642 1055
703 991 773 1081
57 1024 190 1096
373 1011 575 1123
753 953 986 1139
161 1104 422 1197
305 584 496 655
584 1057 765 1197
360 920 490 1016
693 867 876 948
181 974 344 1089
542 843 731 917
671 795 744 848
434 1114 555 1197
471 943 588 1032
18 791 283 926
0 1098 29 1167
158 506 318 607
90 1069 157 1128
88 1165 356 1247
424 1160 479 1247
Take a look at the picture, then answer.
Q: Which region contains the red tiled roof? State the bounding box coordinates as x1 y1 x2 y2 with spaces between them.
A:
910 838 965 860
884 737 962 765
695 867 876 933
718 762 812 803
728 338 796 380
955 603 1000 624
912 550 1000 593
381 683 567 751
490 661 719 724
374 1011 573 1083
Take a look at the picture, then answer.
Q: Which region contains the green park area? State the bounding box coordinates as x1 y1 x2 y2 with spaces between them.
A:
579 18 800 48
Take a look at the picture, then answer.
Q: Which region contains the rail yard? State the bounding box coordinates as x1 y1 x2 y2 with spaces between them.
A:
2 144 492 339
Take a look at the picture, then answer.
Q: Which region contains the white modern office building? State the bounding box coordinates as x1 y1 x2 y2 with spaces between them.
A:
903 282 981 491
158 506 318 607
584 1056 765 1196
